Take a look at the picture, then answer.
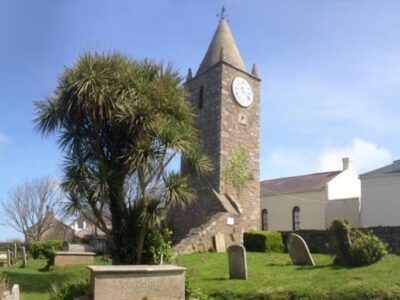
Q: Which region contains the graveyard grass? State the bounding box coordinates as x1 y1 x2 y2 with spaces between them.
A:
1 253 400 299
177 252 400 300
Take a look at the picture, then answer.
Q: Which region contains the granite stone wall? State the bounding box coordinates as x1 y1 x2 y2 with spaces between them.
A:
280 226 400 254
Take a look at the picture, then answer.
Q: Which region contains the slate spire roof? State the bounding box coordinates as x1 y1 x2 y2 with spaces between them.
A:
360 160 400 177
197 19 246 75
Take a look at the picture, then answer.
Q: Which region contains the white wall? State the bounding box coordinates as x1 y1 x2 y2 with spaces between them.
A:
361 174 400 227
260 191 326 231
326 198 360 227
327 168 361 200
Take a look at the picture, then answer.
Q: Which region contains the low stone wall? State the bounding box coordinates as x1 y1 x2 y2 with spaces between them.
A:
2 284 20 300
280 226 400 254
54 251 95 267
88 265 186 300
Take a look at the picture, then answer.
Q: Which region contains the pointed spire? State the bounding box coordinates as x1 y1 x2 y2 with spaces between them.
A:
251 63 259 77
197 18 246 75
186 68 193 81
219 47 225 61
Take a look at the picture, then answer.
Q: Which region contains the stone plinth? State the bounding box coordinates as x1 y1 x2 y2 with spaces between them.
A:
54 251 95 267
88 265 186 300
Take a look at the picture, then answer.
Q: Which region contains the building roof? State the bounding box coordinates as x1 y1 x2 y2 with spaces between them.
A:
260 171 341 197
197 19 246 75
360 160 400 177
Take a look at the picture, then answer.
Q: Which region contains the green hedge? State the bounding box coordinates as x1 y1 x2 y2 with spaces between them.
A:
243 231 284 252
30 240 64 259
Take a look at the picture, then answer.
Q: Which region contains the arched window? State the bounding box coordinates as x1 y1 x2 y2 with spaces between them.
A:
261 209 268 230
198 86 204 109
292 206 300 230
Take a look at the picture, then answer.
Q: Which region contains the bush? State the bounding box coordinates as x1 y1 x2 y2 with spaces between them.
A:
143 228 173 264
31 240 63 259
50 279 89 300
185 276 210 300
330 219 387 267
243 231 284 252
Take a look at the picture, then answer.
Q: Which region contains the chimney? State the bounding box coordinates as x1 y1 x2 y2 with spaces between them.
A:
342 157 350 170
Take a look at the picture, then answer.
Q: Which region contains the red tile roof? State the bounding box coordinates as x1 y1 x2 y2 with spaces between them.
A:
260 171 340 197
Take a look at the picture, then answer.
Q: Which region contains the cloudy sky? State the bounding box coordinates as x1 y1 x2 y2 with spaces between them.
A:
0 0 399 239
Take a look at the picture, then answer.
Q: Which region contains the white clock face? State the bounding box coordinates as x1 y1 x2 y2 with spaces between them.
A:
232 77 253 108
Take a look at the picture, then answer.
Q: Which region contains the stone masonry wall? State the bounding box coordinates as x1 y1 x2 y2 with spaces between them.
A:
281 226 400 254
173 212 244 256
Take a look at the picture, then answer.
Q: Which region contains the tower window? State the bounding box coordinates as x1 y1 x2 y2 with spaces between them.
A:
292 206 300 230
261 209 268 230
198 86 204 109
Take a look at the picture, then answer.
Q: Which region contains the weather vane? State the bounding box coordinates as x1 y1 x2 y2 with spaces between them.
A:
217 6 228 21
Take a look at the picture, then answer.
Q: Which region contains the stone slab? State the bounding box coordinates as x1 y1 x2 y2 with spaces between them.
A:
54 251 95 267
88 265 186 300
287 233 315 266
227 244 247 279
214 232 226 252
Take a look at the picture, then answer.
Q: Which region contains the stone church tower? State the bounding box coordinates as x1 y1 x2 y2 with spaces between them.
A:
170 17 260 253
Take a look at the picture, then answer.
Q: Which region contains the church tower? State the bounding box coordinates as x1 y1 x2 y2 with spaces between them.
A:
170 14 260 251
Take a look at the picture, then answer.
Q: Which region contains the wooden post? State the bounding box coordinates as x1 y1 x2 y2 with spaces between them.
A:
6 249 11 267
13 243 17 264
22 246 27 268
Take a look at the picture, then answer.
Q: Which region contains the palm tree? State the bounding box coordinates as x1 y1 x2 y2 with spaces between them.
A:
34 52 211 264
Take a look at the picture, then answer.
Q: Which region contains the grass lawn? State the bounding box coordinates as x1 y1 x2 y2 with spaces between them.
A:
0 257 109 300
177 252 400 300
2 253 400 300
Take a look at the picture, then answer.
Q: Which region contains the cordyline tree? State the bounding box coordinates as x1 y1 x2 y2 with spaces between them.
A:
34 52 211 264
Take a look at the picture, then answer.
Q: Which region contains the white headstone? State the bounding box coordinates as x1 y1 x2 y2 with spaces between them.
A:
287 233 315 266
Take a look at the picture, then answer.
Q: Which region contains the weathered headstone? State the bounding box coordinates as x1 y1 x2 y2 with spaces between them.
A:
214 232 226 253
287 233 315 266
63 241 93 252
21 246 27 268
227 244 247 280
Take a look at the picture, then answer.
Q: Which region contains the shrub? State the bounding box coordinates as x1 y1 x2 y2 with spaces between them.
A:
330 219 387 267
243 231 284 252
143 228 173 264
49 279 89 300
0 275 9 296
185 276 210 300
31 240 64 259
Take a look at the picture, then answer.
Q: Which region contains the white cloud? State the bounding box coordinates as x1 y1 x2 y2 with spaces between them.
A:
319 138 392 174
0 132 9 145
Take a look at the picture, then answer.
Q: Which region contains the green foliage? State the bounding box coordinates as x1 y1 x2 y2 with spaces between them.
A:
49 279 89 300
30 240 63 259
143 228 173 264
243 230 284 253
34 52 212 264
185 276 210 300
330 219 387 267
224 146 252 197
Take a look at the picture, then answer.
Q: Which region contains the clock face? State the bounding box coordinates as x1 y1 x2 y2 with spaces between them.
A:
232 77 253 108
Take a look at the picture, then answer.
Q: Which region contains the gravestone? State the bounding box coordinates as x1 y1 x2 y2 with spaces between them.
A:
63 241 93 252
214 232 226 253
227 244 247 280
7 249 11 267
21 246 27 268
287 233 315 266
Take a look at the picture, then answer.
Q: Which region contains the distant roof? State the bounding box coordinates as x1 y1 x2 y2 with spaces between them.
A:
197 19 246 75
360 160 400 177
260 171 341 197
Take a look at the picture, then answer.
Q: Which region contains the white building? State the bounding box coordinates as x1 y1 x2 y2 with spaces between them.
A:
360 160 400 227
260 158 360 231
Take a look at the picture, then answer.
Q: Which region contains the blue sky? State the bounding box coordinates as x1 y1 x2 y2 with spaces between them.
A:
1 0 399 240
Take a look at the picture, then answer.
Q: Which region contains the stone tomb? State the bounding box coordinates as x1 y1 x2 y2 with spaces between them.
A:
214 232 226 252
0 252 8 267
227 244 247 280
287 233 315 266
88 265 186 300
54 242 95 267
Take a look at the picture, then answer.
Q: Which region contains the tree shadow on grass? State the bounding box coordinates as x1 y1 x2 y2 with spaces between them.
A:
293 264 345 271
2 270 70 294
